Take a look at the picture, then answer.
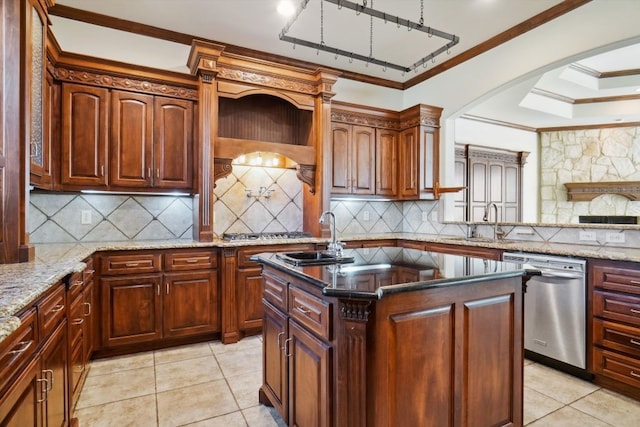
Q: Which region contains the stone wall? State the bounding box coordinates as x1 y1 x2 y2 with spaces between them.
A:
540 126 640 223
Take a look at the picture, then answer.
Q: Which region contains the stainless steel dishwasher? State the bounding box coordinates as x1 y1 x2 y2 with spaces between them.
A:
503 252 587 374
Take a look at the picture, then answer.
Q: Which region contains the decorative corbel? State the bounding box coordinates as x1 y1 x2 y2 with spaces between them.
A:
296 164 316 194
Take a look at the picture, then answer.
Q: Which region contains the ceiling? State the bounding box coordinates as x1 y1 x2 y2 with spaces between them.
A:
49 0 640 130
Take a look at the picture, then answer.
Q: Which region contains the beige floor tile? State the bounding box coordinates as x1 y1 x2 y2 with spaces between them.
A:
571 389 640 427
527 406 612 426
88 351 155 377
182 411 248 426
523 386 564 425
243 405 286 427
76 366 156 409
156 379 239 427
155 355 224 393
215 346 262 378
226 370 263 409
210 336 262 355
73 394 157 427
154 342 213 365
524 363 599 404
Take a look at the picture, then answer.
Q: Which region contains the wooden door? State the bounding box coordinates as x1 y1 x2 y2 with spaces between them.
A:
0 356 41 426
60 83 109 187
238 268 265 333
110 90 153 188
100 275 163 347
163 270 218 337
262 300 289 423
30 71 56 189
153 97 193 189
469 159 488 222
40 321 68 427
419 128 439 197
453 146 467 222
398 127 419 199
351 125 375 195
83 280 95 362
288 320 331 427
329 123 351 194
375 128 398 196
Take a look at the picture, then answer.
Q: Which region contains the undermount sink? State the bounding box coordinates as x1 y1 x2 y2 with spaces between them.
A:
276 251 355 266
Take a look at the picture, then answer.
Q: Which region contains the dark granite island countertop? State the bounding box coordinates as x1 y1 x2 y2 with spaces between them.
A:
252 246 526 299
254 246 527 426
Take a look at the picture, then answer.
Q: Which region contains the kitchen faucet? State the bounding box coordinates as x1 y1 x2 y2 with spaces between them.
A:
319 211 345 258
483 202 505 240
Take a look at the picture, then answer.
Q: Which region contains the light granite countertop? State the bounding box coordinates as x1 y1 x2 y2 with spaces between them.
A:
2 234 639 345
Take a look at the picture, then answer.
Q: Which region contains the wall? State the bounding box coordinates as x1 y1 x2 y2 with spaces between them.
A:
540 126 640 223
29 192 193 243
213 165 303 235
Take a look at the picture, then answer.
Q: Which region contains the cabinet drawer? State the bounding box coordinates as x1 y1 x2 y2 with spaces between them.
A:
100 252 162 275
38 283 66 339
0 308 37 394
289 286 331 340
593 265 640 295
594 290 640 326
593 319 640 357
83 257 95 283
67 270 84 300
593 348 640 389
263 271 288 311
238 244 315 269
165 250 217 271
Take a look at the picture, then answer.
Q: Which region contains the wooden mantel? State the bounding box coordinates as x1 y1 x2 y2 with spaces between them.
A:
564 181 640 201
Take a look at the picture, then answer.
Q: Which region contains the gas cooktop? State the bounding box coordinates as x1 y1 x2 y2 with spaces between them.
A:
222 231 313 241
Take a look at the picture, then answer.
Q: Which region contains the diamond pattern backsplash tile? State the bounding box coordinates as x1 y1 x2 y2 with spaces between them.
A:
29 192 193 243
214 165 303 235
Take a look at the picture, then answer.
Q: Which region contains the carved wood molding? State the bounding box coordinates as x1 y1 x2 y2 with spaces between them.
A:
54 66 199 100
330 110 399 130
217 66 317 95
214 158 233 185
565 181 640 201
340 300 372 321
296 164 316 194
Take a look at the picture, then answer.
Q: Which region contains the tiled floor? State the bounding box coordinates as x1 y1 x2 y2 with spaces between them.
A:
74 337 640 427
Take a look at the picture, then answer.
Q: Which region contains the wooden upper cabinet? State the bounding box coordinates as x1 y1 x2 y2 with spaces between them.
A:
419 127 439 197
153 97 193 189
376 128 398 196
398 127 419 199
110 90 154 187
351 125 375 195
61 83 109 187
30 71 57 189
329 123 352 194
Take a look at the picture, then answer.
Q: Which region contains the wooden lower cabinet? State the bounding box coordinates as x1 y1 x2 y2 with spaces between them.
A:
237 269 265 333
164 270 219 338
0 356 41 426
260 264 523 427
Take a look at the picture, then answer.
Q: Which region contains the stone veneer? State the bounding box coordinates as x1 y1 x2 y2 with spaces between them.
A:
540 126 640 223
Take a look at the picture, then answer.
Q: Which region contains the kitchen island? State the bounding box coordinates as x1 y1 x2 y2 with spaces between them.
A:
254 246 528 427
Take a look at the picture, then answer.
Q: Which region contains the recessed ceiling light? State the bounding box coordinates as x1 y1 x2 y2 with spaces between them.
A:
277 0 295 17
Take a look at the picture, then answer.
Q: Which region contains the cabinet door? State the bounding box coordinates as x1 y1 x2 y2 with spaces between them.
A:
419 127 439 197
101 275 163 347
238 268 265 333
262 300 289 423
0 356 40 427
61 83 109 187
398 127 419 199
30 71 56 189
329 123 351 194
110 90 154 188
163 270 218 338
83 279 95 362
375 128 398 196
40 321 68 427
153 97 193 189
288 320 331 427
351 125 375 195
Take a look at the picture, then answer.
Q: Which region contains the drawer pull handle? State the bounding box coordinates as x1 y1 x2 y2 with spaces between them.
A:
69 280 83 289
72 318 84 325
185 259 200 263
51 304 65 313
277 332 285 350
631 309 640 314
631 371 640 379
631 339 640 346
84 302 92 316
630 280 640 285
295 305 311 315
36 378 49 402
9 340 33 355
125 263 140 267
284 338 293 357
85 269 95 274
43 369 54 389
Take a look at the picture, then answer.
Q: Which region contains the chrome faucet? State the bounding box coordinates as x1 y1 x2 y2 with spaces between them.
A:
483 202 505 240
319 211 344 258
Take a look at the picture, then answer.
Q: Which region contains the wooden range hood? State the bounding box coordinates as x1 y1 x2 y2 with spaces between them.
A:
564 181 640 201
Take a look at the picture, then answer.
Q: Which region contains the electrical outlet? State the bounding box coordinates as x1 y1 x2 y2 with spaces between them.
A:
363 210 370 221
579 231 597 241
81 210 92 225
606 232 625 244
421 211 429 222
